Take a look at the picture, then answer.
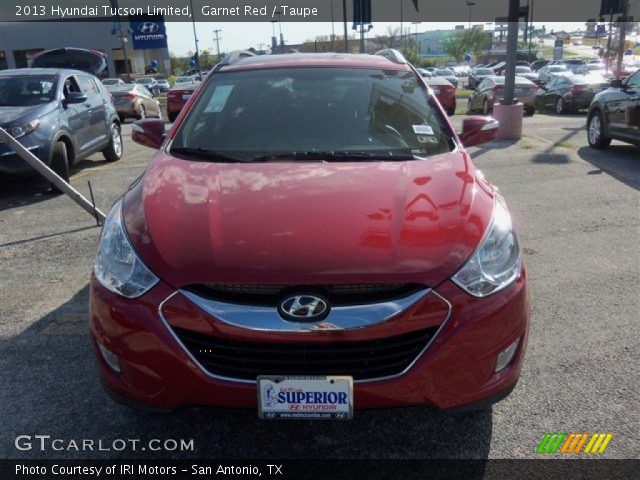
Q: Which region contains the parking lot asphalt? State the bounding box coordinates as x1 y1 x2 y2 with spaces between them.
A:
0 114 638 459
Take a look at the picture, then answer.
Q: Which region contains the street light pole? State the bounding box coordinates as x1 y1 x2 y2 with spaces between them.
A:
342 0 348 52
189 0 200 72
466 1 476 29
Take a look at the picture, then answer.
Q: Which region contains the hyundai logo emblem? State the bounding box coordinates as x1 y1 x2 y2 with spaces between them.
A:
139 22 159 34
278 295 330 322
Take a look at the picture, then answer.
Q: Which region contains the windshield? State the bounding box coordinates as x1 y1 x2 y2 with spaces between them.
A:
102 79 120 85
0 75 57 106
475 68 494 75
434 69 454 76
171 67 454 162
515 67 532 73
136 78 153 84
550 66 567 72
175 77 192 83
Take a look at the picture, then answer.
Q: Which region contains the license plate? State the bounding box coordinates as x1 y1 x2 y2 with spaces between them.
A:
258 376 353 419
182 94 192 100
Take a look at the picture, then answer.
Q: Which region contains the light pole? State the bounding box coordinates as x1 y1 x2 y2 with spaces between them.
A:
466 1 476 29
213 29 222 63
189 0 200 73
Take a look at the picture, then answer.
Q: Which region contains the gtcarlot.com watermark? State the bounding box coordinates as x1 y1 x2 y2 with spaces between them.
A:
14 435 194 452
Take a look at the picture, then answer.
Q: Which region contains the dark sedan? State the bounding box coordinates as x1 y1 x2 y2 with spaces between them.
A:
587 69 640 148
535 74 610 114
468 67 495 90
0 69 122 185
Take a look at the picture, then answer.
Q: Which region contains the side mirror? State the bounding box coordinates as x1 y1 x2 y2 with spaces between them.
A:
132 118 165 149
460 116 500 148
64 92 88 104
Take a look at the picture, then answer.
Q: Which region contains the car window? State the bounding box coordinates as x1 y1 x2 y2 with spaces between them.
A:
63 76 81 98
76 75 99 98
171 67 455 161
0 74 58 106
626 71 640 89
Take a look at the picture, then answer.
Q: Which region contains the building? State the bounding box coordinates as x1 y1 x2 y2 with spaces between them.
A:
412 30 451 57
0 18 170 76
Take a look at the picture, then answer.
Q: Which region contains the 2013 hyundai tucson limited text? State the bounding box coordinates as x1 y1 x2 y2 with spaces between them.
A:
90 51 529 417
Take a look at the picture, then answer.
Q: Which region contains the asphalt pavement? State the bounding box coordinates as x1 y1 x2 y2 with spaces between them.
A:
0 114 638 459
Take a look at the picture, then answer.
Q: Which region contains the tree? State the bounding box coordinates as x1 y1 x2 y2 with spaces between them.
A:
369 27 403 51
443 29 491 62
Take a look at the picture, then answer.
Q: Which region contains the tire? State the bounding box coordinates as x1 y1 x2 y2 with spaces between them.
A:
49 141 69 193
482 98 490 115
168 112 177 123
587 110 611 150
102 123 123 162
156 106 163 121
467 98 473 114
524 106 535 117
136 104 146 120
118 114 125 124
446 107 455 116
555 97 565 115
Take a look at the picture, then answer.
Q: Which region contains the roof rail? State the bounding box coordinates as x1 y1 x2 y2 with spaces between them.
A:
375 49 407 64
219 50 256 66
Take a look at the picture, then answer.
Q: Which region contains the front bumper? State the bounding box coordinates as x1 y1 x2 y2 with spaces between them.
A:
89 270 529 412
0 135 47 174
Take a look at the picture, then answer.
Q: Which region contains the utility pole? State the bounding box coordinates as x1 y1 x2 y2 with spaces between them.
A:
503 0 520 106
615 0 629 80
343 0 348 52
331 0 336 51
189 0 200 72
466 1 476 29
213 29 222 62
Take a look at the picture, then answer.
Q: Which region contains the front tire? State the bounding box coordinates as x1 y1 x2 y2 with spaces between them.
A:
168 111 177 123
587 110 611 149
49 141 69 193
555 97 565 115
102 123 123 162
482 98 490 115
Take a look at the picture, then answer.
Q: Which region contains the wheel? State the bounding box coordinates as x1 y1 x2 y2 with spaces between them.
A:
49 141 69 193
587 110 611 149
168 112 177 123
118 114 125 124
446 107 455 116
555 97 565 115
524 106 535 117
102 123 123 162
156 106 163 121
482 98 490 115
467 98 473 114
136 104 146 120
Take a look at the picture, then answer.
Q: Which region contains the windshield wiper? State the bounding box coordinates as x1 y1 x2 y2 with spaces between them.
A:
170 147 245 163
249 151 415 162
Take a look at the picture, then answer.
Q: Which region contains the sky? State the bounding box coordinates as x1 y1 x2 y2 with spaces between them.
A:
165 22 585 57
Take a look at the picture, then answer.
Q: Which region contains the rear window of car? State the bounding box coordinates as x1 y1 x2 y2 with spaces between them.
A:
515 66 532 73
475 69 494 75
171 67 455 162
550 66 568 72
0 75 57 106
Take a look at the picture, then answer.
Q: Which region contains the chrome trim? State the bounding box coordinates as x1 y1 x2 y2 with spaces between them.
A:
179 288 431 332
157 289 453 385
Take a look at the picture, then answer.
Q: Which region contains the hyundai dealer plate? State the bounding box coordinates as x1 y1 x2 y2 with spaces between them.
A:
258 376 353 419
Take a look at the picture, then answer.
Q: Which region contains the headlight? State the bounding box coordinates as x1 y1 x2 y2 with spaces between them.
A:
7 119 40 139
452 199 521 297
94 200 159 298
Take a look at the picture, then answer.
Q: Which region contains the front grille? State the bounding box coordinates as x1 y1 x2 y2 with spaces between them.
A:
188 283 422 306
172 326 439 381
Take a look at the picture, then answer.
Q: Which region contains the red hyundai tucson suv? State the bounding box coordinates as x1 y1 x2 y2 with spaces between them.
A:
90 50 529 417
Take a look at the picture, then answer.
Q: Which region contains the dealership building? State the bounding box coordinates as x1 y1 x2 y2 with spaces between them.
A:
0 17 171 76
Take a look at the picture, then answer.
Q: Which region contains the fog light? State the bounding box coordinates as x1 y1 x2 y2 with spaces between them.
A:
495 338 520 372
98 342 121 373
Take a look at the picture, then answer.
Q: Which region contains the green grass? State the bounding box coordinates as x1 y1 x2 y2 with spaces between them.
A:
556 140 574 148
521 142 535 150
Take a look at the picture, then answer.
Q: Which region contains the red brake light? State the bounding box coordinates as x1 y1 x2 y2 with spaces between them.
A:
492 85 503 92
571 86 583 94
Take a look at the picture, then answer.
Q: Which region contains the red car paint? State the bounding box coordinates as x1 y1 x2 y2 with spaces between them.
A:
90 53 528 412
424 77 457 116
167 86 196 121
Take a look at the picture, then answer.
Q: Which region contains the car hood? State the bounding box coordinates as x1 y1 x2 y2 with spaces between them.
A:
0 103 56 127
122 151 495 288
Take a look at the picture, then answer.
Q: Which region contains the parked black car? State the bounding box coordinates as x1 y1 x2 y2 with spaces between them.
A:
530 60 550 72
587 69 640 148
468 67 495 89
535 74 610 114
0 67 122 186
